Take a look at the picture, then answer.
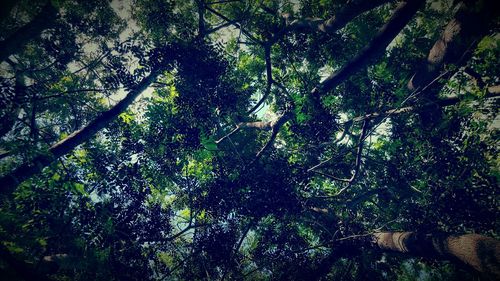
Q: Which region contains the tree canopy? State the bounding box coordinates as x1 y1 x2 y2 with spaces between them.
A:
0 0 499 280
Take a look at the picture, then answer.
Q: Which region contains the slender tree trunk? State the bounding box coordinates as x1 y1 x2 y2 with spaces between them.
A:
0 73 159 195
311 0 425 96
0 2 58 62
372 232 500 278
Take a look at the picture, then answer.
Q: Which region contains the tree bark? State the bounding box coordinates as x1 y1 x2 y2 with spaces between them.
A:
0 2 58 62
408 0 498 92
311 0 424 97
0 73 159 195
372 232 500 278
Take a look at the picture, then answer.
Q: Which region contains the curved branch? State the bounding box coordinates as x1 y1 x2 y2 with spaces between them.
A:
309 120 369 196
248 46 273 114
249 112 293 165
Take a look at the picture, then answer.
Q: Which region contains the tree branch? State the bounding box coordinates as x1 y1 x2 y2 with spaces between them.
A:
0 2 58 62
215 120 273 144
205 6 262 44
311 0 424 97
370 232 500 278
281 0 390 37
309 120 369 196
248 45 273 114
0 72 160 195
249 112 293 165
348 88 500 123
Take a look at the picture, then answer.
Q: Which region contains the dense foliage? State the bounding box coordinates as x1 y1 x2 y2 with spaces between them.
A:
0 0 498 280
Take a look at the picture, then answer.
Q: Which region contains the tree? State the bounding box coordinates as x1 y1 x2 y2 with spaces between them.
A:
0 0 499 280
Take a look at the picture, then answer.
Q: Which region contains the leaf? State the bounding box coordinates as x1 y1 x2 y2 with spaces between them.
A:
118 112 135 124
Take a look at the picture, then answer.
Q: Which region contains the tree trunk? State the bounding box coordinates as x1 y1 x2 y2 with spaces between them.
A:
0 2 58 62
372 232 500 278
408 0 498 92
311 0 424 97
0 73 159 195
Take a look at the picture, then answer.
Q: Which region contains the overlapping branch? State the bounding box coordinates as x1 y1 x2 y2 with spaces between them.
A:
309 120 369 196
348 86 500 123
250 112 293 165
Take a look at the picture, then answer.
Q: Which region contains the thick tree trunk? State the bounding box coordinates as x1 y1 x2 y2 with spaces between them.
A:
0 2 58 62
408 0 498 92
0 73 158 195
372 232 500 278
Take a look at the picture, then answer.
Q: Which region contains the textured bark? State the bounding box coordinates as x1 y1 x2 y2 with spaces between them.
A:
0 73 159 195
0 2 58 62
311 0 424 97
408 0 498 91
372 232 500 278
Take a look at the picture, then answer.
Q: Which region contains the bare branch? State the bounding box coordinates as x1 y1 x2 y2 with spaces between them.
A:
215 120 273 144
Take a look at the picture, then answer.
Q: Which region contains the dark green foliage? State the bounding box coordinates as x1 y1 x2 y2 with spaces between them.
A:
0 0 498 280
